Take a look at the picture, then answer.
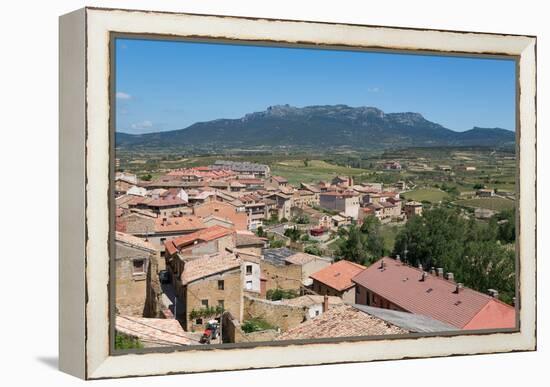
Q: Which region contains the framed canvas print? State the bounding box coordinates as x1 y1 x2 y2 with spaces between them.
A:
59 7 537 380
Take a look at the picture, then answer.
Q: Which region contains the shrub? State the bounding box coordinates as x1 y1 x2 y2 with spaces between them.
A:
266 288 298 301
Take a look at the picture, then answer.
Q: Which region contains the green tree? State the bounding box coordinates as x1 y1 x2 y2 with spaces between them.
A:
304 245 323 256
115 333 143 350
284 226 302 242
336 216 386 265
256 226 266 238
393 207 516 303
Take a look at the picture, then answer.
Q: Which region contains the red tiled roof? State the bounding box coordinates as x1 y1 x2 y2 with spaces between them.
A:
310 260 366 292
276 304 407 340
180 253 241 285
148 197 187 207
154 216 205 233
351 257 515 329
164 225 234 255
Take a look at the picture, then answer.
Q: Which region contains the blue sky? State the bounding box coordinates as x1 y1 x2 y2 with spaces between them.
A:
115 38 516 134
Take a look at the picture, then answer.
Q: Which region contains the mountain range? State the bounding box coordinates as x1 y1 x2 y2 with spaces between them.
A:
116 105 515 150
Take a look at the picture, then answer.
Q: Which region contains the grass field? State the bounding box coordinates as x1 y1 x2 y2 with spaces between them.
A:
454 197 515 211
271 159 370 185
380 223 403 252
401 188 449 203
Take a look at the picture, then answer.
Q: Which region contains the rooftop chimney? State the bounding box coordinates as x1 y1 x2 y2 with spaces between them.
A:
430 267 436 276
418 263 423 271
396 254 401 262
488 289 499 299
437 268 444 277
455 283 464 294
512 297 516 306
446 272 454 282
380 259 385 269
323 294 329 313
420 271 427 282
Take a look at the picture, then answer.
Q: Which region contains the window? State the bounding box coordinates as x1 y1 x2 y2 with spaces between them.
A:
218 280 224 290
246 280 253 290
246 265 253 275
195 318 203 325
201 299 209 308
132 259 145 274
217 300 224 309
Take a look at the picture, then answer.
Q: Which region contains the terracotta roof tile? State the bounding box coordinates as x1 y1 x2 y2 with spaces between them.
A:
310 260 366 291
352 257 515 329
115 231 157 253
276 304 407 340
154 216 206 233
165 225 234 253
116 315 200 346
181 253 241 285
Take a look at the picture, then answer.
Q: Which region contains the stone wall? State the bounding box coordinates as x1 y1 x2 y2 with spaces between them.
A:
184 268 244 332
243 295 307 332
222 312 279 343
260 260 302 293
115 243 151 316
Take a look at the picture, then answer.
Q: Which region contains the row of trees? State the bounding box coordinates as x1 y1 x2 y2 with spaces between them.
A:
333 207 516 304
335 216 386 266
393 207 515 304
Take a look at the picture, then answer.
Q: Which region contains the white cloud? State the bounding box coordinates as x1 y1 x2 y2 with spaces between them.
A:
131 120 153 130
116 91 132 100
367 87 380 93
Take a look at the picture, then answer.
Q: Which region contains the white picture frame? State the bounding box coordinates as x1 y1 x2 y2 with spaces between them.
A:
59 7 536 379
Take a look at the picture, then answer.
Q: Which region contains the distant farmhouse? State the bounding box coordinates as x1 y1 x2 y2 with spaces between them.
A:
211 160 271 178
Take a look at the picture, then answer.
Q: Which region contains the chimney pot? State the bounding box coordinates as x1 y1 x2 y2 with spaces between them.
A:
455 283 464 293
418 263 423 271
446 272 454 281
420 271 427 282
322 294 329 313
437 268 444 277
396 254 401 262
430 267 436 276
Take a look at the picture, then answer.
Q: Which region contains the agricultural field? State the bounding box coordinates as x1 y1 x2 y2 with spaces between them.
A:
271 159 371 185
454 197 515 211
401 188 449 203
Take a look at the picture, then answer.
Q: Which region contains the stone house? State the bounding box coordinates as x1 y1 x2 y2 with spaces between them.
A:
309 260 366 303
404 201 423 218
261 248 333 293
319 192 360 219
178 253 244 332
115 231 158 316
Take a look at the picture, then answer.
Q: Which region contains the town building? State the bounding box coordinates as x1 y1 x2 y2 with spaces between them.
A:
115 231 158 316
211 160 271 178
164 225 236 263
477 188 496 197
178 253 244 331
309 260 366 303
261 248 333 292
319 191 360 219
193 200 248 231
404 201 423 218
352 257 516 330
